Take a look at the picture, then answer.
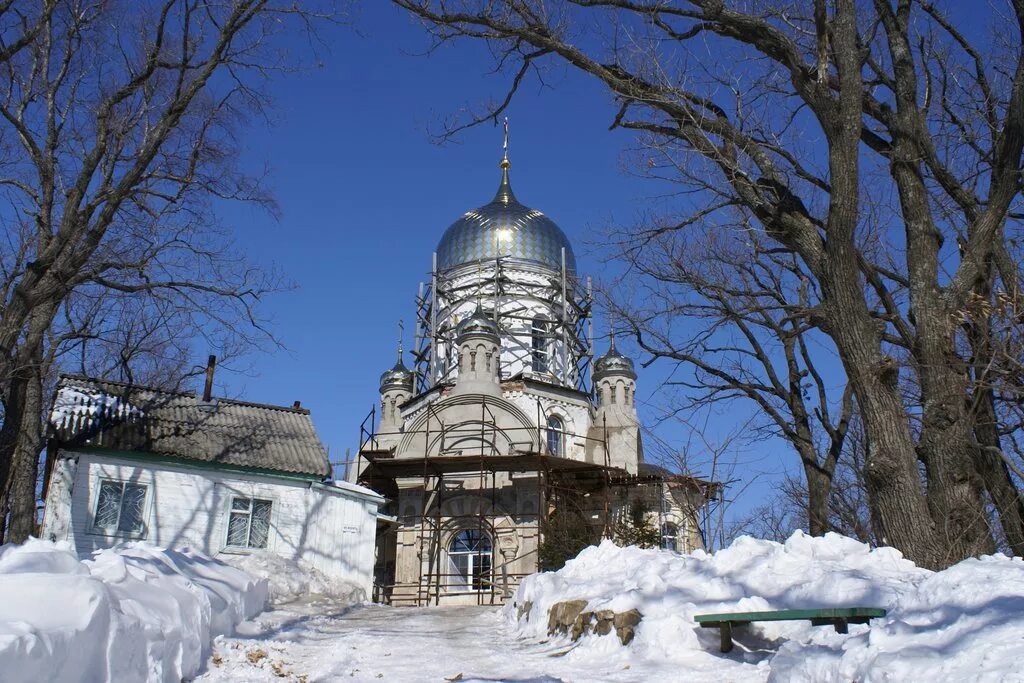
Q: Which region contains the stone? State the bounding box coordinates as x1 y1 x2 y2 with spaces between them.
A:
548 602 643 646
571 611 593 640
516 601 533 622
613 609 642 645
547 599 588 636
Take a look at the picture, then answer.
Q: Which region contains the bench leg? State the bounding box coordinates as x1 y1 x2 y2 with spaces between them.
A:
833 618 848 635
720 622 733 653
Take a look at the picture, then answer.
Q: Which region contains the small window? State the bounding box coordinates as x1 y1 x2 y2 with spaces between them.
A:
448 529 492 591
661 522 679 552
93 480 148 535
226 496 273 549
546 415 564 456
532 317 549 373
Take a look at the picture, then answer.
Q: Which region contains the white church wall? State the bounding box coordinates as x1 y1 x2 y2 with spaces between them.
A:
40 451 382 595
502 386 592 461
435 265 580 384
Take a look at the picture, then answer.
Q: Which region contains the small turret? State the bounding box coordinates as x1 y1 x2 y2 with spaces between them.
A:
378 329 415 448
594 336 637 407
452 304 502 397
589 335 641 474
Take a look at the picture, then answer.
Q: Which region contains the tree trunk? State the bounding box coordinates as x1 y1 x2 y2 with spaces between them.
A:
0 373 31 527
973 386 1024 555
914 337 995 560
803 464 832 536
965 267 1024 555
1 304 55 543
855 376 943 568
6 366 43 543
820 249 943 567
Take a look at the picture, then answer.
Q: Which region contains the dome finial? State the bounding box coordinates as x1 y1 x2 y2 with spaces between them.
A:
500 117 510 169
493 118 517 204
397 319 405 362
381 320 414 393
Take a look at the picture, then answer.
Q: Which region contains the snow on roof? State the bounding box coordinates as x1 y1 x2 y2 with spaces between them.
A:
49 375 331 478
317 479 385 501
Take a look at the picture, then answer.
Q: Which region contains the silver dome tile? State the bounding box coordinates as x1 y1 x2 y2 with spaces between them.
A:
456 304 500 341
380 358 414 393
436 165 576 274
594 338 636 381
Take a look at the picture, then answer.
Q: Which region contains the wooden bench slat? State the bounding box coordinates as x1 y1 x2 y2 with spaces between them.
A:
692 607 887 653
694 607 886 624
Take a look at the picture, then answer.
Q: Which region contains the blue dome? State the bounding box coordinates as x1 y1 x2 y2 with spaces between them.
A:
436 164 576 274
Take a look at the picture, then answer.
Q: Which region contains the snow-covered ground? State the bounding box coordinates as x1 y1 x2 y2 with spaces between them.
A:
0 539 267 682
511 532 1024 682
5 532 1023 681
198 601 681 682
198 532 1024 683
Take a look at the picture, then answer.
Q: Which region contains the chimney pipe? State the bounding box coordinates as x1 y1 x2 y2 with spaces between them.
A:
293 400 301 409
202 355 216 403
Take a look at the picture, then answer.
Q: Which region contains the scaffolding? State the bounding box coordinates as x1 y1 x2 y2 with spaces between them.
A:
412 253 594 396
361 453 619 607
358 407 618 607
355 352 722 606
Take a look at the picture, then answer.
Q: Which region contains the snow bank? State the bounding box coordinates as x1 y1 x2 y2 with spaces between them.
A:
221 551 366 605
0 539 268 682
507 532 1024 681
771 552 1024 682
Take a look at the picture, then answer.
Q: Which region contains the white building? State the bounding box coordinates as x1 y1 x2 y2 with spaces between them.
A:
355 146 716 606
41 374 382 597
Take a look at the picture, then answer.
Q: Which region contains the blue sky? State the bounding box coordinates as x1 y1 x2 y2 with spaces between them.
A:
213 3 799 530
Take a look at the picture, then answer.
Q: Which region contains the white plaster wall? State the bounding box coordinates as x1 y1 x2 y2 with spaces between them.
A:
503 387 592 461
40 451 381 595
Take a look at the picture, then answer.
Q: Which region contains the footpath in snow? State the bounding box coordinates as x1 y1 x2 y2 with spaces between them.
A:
199 602 679 682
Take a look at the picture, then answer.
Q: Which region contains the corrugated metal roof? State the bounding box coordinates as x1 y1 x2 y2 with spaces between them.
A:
49 375 331 478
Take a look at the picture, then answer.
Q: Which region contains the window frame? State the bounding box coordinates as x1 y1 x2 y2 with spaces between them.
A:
660 522 680 552
223 494 275 552
89 477 150 539
447 528 493 593
546 415 565 456
531 317 549 373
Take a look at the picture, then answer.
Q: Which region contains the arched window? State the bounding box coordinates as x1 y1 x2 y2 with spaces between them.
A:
448 529 492 592
546 415 564 456
660 522 679 552
531 317 549 373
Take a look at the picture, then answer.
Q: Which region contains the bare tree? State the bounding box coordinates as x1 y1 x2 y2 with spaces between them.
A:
603 220 853 536
0 0 338 542
393 0 1024 568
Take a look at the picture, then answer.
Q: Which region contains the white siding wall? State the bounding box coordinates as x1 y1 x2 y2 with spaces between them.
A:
40 451 380 596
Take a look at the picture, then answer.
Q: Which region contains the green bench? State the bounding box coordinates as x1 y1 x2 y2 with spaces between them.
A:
694 607 887 653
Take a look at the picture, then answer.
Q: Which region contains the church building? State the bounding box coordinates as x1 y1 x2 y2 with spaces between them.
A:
353 139 715 606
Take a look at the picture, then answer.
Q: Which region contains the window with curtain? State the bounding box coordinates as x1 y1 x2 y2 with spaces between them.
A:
226 496 273 549
93 480 148 535
546 415 564 456
448 528 492 591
